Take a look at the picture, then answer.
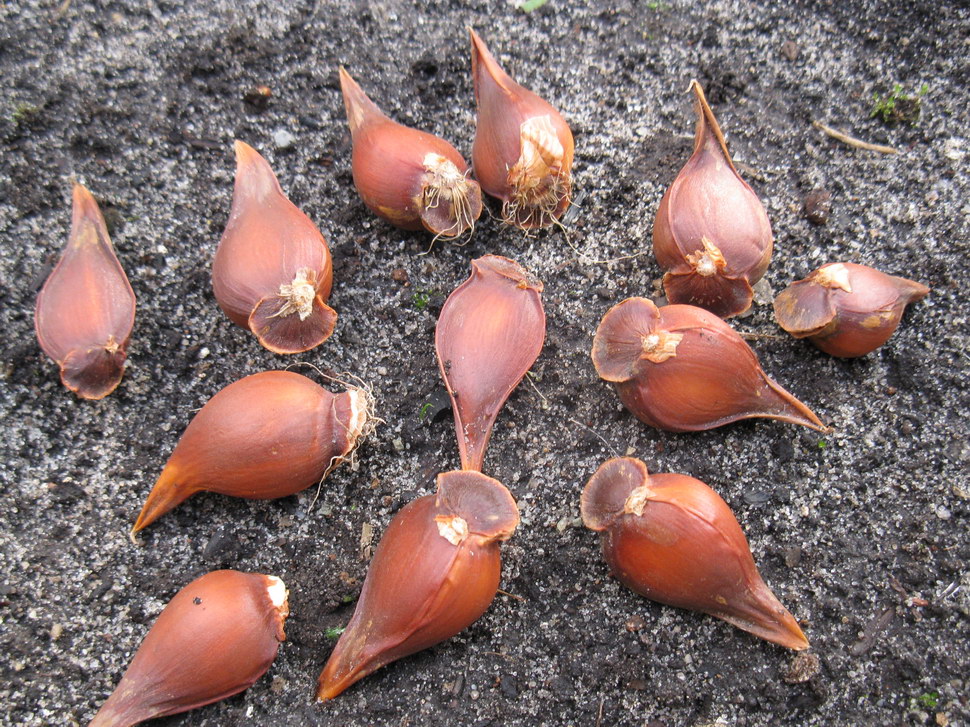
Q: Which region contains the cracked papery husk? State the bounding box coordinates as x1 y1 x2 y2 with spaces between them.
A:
317 470 519 701
339 67 482 238
469 29 574 230
132 371 372 534
591 297 827 432
653 80 773 318
212 140 337 354
582 457 809 650
89 570 289 727
773 262 930 357
34 183 136 400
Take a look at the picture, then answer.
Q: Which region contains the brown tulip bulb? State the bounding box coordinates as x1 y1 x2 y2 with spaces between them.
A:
212 141 337 354
34 183 136 399
582 457 809 650
773 262 929 357
653 80 773 318
436 255 545 471
132 370 372 533
90 570 289 727
470 29 574 229
339 67 482 238
591 298 826 432
317 470 519 700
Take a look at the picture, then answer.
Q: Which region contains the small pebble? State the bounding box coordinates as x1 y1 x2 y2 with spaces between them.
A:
803 189 832 225
273 129 296 149
780 40 800 61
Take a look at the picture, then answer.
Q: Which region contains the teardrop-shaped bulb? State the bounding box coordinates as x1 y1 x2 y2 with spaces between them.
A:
89 570 288 726
435 255 545 471
653 80 773 318
773 262 929 357
582 457 809 650
34 183 136 399
339 67 482 237
591 298 827 432
132 370 372 534
212 141 337 354
317 470 519 700
469 29 574 229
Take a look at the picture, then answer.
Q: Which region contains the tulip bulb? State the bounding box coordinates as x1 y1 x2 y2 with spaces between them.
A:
470 29 574 229
653 80 773 318
34 183 136 399
132 370 373 534
773 262 929 357
436 255 545 471
317 470 519 700
339 67 482 238
591 298 826 432
213 141 337 354
582 457 809 650
90 570 288 727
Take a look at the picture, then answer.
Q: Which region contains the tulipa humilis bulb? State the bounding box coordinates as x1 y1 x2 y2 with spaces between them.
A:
773 262 929 357
34 183 136 399
339 67 482 238
436 255 545 471
89 570 288 727
582 457 809 650
212 141 337 354
469 29 574 229
591 298 827 432
132 370 372 534
653 80 773 318
317 470 519 700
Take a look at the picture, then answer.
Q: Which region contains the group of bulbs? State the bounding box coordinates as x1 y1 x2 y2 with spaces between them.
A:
30 29 928 727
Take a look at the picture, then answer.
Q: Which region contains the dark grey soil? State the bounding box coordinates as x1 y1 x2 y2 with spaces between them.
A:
1 1 968 726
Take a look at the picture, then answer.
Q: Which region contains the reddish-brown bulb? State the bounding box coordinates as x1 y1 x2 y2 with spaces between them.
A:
470 29 574 229
89 570 288 727
34 183 136 399
212 141 336 354
653 80 773 318
435 255 545 471
317 470 519 700
591 298 827 432
773 262 929 357
339 67 482 238
582 457 809 650
132 370 372 534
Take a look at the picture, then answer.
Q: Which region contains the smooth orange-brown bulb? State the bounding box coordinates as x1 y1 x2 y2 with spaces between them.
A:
212 141 336 354
773 262 929 357
469 29 574 229
591 298 827 432
89 570 288 727
34 183 136 399
132 370 372 534
653 80 773 318
435 255 545 471
582 457 809 650
317 470 519 701
339 67 482 238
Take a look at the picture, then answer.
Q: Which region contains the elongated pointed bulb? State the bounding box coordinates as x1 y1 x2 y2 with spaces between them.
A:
582 457 809 650
34 183 136 399
212 141 337 354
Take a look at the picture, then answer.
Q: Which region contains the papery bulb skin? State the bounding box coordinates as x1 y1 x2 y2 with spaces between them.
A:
582 457 809 650
89 570 289 727
132 371 372 533
591 298 827 432
34 183 136 399
773 262 929 357
339 68 482 238
653 80 773 318
317 470 519 701
212 141 337 354
435 255 545 471
469 29 574 230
